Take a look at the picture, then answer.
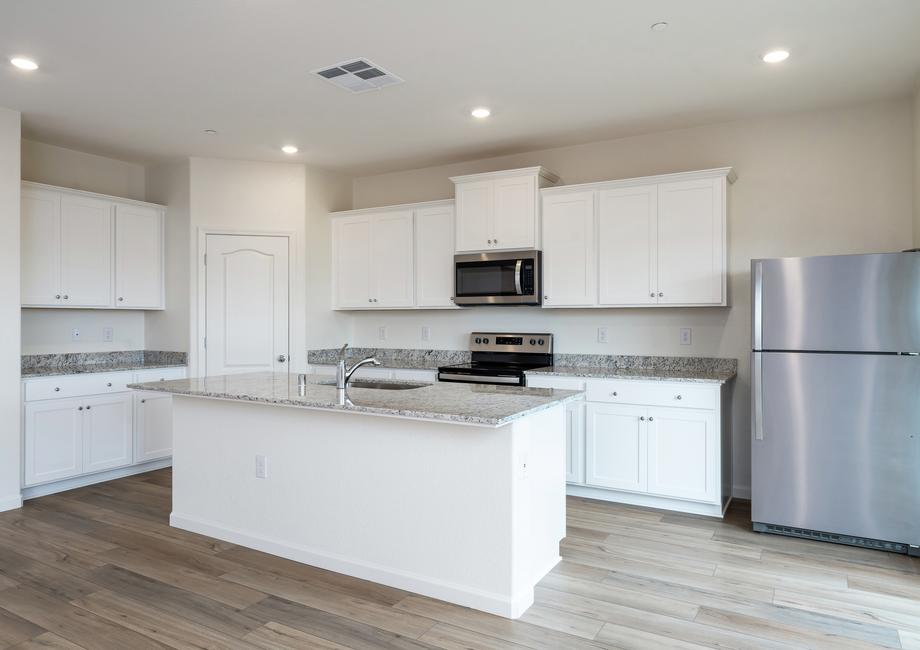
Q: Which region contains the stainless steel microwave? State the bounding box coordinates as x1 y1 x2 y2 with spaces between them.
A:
453 250 542 306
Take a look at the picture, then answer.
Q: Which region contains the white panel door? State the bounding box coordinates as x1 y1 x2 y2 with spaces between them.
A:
23 398 83 486
333 216 372 308
646 407 718 503
598 185 657 306
585 403 647 492
21 188 62 306
565 399 586 484
455 180 493 252
657 178 723 305
60 194 113 307
371 211 414 308
83 393 133 473
205 234 290 375
493 175 536 249
134 393 173 463
415 205 457 308
542 191 596 307
115 203 163 308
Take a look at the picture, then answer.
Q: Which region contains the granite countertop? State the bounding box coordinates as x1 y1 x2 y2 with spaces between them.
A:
525 365 735 384
22 350 187 378
308 347 467 370
129 372 582 427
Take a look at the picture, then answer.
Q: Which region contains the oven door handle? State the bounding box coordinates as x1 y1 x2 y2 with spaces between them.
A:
514 259 523 295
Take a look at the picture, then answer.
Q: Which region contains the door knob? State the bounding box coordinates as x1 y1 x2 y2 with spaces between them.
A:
277 354 287 362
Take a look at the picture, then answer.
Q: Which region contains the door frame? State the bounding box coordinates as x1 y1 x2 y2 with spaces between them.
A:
194 228 296 377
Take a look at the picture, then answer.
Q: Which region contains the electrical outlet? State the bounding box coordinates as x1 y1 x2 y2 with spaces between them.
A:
597 326 609 344
680 327 692 346
421 326 431 342
102 327 114 342
255 455 268 479
71 328 81 341
378 326 387 341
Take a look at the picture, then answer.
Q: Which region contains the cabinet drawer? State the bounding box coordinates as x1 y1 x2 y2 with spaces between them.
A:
134 367 187 383
586 379 715 410
24 372 133 402
526 375 587 391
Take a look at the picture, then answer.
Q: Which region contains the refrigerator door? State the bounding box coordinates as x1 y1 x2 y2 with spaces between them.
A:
753 253 920 353
752 351 920 545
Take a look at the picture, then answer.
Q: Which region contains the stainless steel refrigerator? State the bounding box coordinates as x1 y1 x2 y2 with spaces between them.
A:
751 252 920 556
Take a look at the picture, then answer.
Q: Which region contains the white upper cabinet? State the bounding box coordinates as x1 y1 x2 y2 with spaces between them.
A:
333 215 374 309
115 203 164 309
20 182 165 310
451 167 559 252
540 167 733 309
371 210 415 308
542 191 596 307
21 187 62 306
415 204 457 308
598 185 658 306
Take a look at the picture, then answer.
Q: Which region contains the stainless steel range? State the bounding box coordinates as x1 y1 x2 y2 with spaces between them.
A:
437 333 553 386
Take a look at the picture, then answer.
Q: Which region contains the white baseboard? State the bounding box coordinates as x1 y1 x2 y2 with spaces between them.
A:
22 458 172 500
171 511 534 619
0 493 22 512
567 484 725 518
732 485 752 500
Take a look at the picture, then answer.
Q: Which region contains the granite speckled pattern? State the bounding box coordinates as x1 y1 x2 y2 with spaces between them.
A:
527 353 737 383
129 371 582 427
308 347 468 370
22 350 187 377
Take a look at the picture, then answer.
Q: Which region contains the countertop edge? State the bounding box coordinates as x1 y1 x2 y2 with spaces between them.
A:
23 363 188 379
523 369 736 384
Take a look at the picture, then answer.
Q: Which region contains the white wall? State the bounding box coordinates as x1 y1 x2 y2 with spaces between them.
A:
351 98 915 497
914 83 920 247
0 107 22 511
20 139 150 353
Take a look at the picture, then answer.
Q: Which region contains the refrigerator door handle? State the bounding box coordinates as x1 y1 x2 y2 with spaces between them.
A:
752 351 764 440
752 260 763 350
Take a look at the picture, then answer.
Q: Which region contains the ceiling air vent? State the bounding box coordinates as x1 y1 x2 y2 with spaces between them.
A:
312 59 404 94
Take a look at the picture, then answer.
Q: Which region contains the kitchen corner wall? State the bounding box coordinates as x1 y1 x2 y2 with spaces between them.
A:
19 139 149 354
350 97 915 497
0 107 22 511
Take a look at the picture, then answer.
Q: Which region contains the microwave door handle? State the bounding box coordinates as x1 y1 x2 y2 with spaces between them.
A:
514 259 523 295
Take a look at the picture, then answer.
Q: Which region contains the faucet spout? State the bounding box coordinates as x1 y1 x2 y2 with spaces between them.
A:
334 343 381 389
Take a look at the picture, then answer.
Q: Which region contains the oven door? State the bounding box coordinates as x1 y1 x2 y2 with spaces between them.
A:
453 250 541 305
437 370 525 386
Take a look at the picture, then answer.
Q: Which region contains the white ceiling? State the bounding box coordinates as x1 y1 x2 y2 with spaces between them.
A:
3 0 920 176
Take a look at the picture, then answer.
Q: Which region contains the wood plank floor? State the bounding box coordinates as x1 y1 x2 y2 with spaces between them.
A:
1 469 918 649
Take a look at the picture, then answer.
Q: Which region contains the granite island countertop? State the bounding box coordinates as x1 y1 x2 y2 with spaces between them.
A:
22 350 188 378
525 365 736 384
129 371 582 427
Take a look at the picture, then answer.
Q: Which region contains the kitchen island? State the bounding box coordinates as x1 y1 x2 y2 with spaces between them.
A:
129 372 582 618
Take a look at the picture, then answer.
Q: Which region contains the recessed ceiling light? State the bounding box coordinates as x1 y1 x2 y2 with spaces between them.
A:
10 57 39 71
281 145 299 154
203 129 218 135
762 49 790 63
650 22 668 31
471 107 491 119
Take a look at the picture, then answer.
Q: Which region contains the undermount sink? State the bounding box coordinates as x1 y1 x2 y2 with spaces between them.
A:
318 379 428 390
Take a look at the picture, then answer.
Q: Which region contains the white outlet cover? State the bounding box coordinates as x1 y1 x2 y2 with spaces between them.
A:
597 326 609 344
71 328 81 341
102 327 114 342
255 454 267 479
680 327 692 345
421 326 431 341
378 326 387 340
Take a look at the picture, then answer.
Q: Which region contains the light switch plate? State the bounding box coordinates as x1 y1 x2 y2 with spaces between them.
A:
421 326 431 342
255 454 267 479
680 327 692 345
378 326 387 341
102 327 114 342
597 327 609 344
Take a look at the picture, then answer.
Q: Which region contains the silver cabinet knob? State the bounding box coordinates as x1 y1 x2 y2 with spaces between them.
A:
63 295 69 300
658 292 663 297
54 387 60 392
85 406 91 410
493 239 498 244
487 239 492 245
106 382 112 387
639 416 645 421
675 394 682 400
368 298 372 302
544 295 549 300
55 294 61 299
118 297 124 302
648 416 654 421
140 399 146 403
374 298 378 302
610 391 617 397
78 406 83 411
650 292 655 298
277 354 287 362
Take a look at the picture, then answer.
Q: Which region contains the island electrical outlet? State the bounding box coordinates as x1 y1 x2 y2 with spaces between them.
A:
255 454 268 479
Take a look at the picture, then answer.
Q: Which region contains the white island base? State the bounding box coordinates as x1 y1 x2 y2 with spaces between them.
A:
168 396 566 618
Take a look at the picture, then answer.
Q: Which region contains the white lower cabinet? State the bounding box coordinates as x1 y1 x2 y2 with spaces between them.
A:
134 393 174 463
646 407 718 503
82 393 133 473
585 403 647 492
23 398 84 485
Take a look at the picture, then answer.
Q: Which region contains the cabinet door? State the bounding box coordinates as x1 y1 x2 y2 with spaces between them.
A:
493 175 536 249
333 215 372 308
565 399 586 484
415 205 457 308
23 398 84 486
455 180 493 252
83 393 133 474
598 185 657 306
115 203 163 308
60 194 113 307
585 403 647 492
542 191 596 307
371 211 414 308
657 178 723 305
21 188 62 306
646 407 719 503
135 392 173 463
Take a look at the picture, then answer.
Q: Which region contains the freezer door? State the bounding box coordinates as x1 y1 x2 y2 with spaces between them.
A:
753 253 920 353
752 351 920 546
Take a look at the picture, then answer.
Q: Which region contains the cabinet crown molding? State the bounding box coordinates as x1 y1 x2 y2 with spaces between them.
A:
449 166 560 185
21 181 165 209
330 198 453 219
540 167 736 196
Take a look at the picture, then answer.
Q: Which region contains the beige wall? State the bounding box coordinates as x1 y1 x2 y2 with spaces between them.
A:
20 139 150 353
0 107 22 510
351 98 915 496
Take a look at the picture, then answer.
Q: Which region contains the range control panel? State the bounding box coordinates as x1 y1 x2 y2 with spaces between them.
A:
469 332 553 354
